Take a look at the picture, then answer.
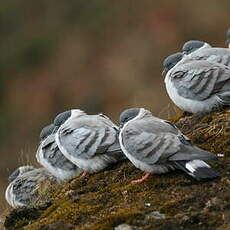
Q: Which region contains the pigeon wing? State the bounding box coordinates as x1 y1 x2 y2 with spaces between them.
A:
121 120 181 164
38 134 78 170
121 118 217 164
170 60 230 101
191 48 230 67
11 177 39 206
57 117 118 159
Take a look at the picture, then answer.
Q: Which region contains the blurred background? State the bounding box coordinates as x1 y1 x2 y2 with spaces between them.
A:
0 0 230 211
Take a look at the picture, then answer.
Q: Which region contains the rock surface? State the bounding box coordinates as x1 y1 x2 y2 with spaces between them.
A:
3 109 230 230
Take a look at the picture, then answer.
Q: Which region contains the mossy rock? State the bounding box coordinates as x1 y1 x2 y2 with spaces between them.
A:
4 202 52 230
4 109 230 230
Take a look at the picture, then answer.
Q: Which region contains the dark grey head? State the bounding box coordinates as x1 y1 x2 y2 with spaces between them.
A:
8 168 20 183
53 110 71 127
119 108 140 128
162 52 183 75
40 124 55 140
182 40 206 55
226 28 230 45
8 166 35 183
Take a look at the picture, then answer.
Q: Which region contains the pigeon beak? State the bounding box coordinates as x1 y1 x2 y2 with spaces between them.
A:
162 69 167 76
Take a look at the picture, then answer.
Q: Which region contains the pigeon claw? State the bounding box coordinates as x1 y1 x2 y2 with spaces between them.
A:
131 172 151 184
80 171 88 178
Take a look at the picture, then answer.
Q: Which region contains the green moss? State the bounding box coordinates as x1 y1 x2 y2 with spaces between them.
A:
4 203 51 230
4 109 230 230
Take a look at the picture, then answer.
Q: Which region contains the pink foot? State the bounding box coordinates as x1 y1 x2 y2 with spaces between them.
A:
80 171 88 178
131 172 151 184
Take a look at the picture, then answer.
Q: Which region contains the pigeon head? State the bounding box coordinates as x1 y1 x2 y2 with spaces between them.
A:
53 110 72 127
226 28 230 46
8 169 20 183
162 52 183 75
8 166 35 183
53 109 85 127
119 108 140 128
182 40 208 55
40 124 56 140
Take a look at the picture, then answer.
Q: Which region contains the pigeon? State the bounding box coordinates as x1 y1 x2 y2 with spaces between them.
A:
182 40 230 68
36 123 83 181
54 109 125 177
163 52 230 113
118 108 219 183
182 40 212 55
5 166 56 208
7 165 35 184
226 28 230 48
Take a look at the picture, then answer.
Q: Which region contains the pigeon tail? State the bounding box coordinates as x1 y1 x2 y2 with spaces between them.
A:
174 159 220 180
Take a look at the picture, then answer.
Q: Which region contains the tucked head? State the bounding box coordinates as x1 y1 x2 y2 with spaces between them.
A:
8 166 35 183
182 40 210 55
119 108 141 127
53 110 71 127
162 52 183 75
40 124 55 140
53 109 85 127
226 28 230 46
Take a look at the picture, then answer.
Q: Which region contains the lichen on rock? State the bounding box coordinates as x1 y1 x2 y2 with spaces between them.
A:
4 109 230 230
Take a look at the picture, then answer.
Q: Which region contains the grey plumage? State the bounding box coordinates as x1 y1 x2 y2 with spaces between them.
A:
162 52 183 74
53 110 72 127
36 125 83 180
119 108 219 181
163 53 230 113
55 110 125 174
8 165 35 183
172 59 230 100
40 124 56 140
182 40 230 67
5 166 56 208
187 48 230 67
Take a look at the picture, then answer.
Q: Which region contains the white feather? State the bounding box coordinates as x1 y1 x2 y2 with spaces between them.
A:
185 159 210 173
